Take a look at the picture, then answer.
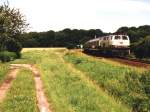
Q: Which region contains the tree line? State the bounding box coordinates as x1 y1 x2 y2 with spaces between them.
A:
20 25 150 48
20 29 104 48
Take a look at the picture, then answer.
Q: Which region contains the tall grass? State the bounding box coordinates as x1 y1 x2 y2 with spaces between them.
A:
0 63 9 86
10 51 42 64
0 69 38 112
64 52 150 112
14 50 130 112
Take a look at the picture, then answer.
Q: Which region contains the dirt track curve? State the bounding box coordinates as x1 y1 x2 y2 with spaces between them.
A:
0 68 19 102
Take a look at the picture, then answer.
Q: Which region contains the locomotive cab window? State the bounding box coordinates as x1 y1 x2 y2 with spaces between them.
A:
122 36 128 40
114 36 121 40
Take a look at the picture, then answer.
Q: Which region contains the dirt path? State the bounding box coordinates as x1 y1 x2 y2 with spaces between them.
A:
0 68 19 102
10 64 52 112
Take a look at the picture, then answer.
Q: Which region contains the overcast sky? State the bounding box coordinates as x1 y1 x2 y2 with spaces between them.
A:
1 0 150 32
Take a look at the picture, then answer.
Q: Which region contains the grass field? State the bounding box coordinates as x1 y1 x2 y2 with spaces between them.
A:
13 49 131 112
21 48 67 53
39 51 130 112
0 48 149 112
64 51 150 112
0 63 9 86
0 69 38 112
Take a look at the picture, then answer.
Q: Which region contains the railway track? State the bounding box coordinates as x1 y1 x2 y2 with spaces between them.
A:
82 51 150 68
109 57 150 68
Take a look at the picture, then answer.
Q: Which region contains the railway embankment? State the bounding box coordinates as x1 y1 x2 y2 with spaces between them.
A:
81 50 150 68
64 50 150 112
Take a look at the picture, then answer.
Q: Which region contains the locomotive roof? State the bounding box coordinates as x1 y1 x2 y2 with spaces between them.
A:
88 34 128 42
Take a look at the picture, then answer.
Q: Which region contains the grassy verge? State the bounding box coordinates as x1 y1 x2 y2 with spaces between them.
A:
10 51 40 64
0 69 38 112
0 63 9 86
15 50 130 112
64 51 150 112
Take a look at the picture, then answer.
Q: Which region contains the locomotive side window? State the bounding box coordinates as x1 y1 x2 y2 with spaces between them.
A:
110 36 112 40
107 37 109 40
114 36 121 40
122 36 128 40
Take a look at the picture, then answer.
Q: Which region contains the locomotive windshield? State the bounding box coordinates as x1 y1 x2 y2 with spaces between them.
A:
114 35 128 40
122 36 128 40
114 36 121 40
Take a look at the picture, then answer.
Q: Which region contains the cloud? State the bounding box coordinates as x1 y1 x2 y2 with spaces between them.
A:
7 0 150 32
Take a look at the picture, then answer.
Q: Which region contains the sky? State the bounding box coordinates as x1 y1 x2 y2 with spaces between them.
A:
1 0 150 32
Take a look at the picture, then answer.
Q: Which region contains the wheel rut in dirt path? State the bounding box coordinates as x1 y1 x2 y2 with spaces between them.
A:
0 68 19 102
10 64 52 112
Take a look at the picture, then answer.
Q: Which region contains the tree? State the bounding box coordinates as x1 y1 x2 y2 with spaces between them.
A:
134 35 150 58
116 25 150 43
116 27 129 33
19 28 105 48
0 2 28 51
38 31 55 47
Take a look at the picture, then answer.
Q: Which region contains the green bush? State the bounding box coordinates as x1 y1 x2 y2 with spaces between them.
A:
5 38 22 53
0 51 17 62
16 52 22 59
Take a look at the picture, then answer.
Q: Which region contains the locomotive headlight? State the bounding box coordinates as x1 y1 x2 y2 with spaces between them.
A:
120 42 123 44
111 45 117 48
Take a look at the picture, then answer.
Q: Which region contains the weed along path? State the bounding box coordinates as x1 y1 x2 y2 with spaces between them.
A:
10 64 52 112
0 68 19 102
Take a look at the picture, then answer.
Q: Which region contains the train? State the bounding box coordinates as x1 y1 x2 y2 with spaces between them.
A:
83 34 130 56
